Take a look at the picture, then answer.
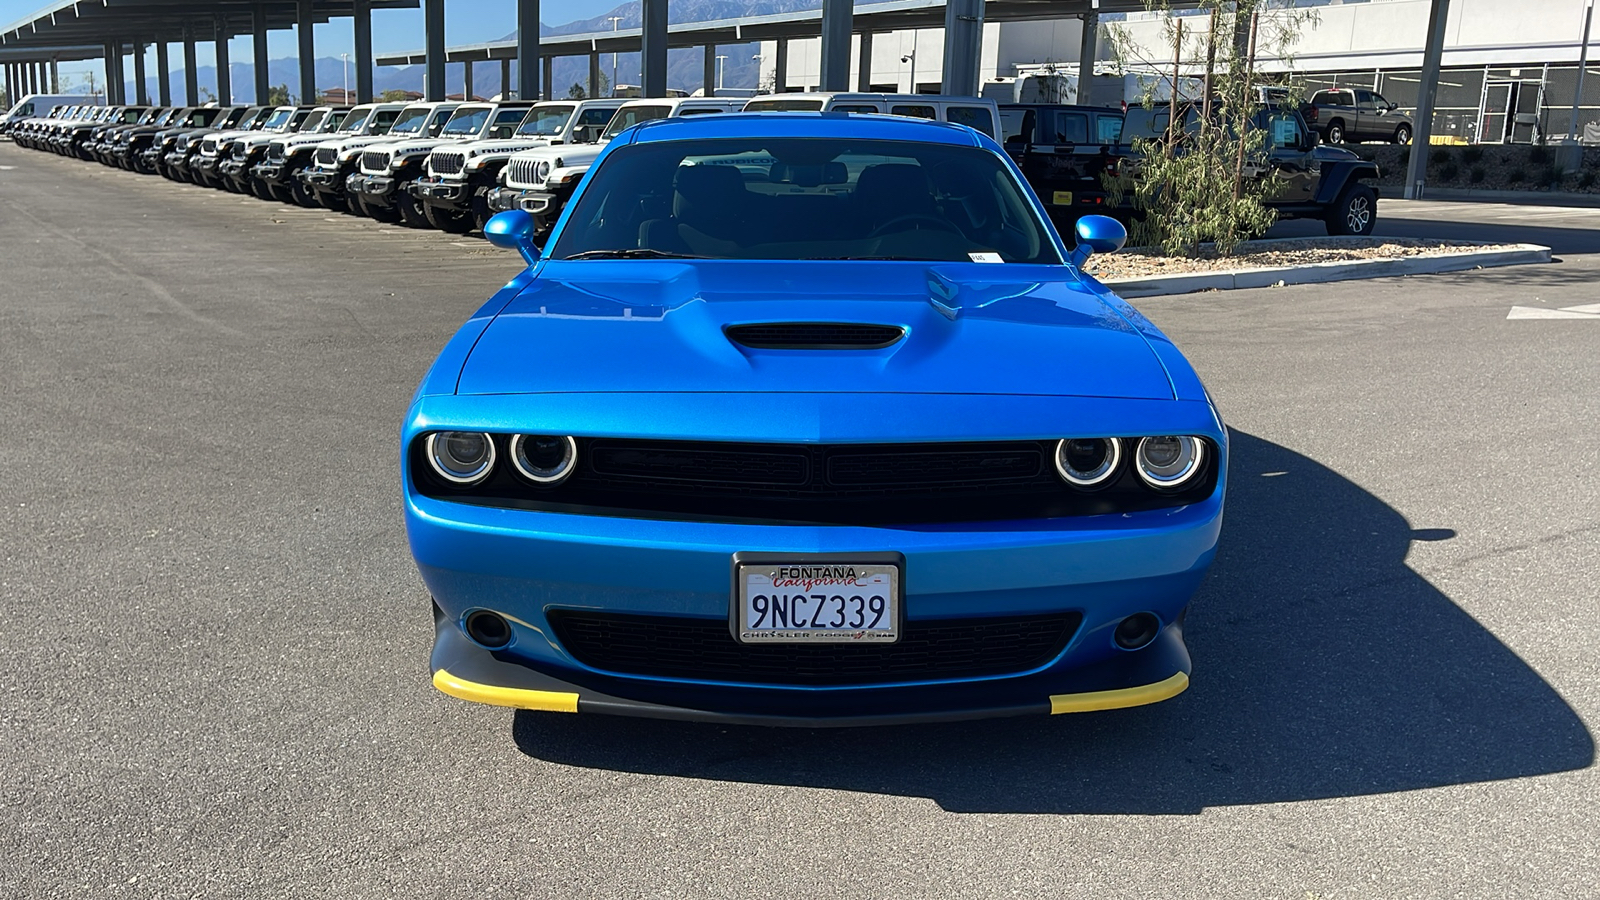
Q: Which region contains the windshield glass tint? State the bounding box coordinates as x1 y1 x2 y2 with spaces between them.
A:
340 109 371 133
745 98 826 112
442 108 491 135
601 105 671 139
518 105 575 135
388 109 428 134
318 111 348 132
299 110 328 131
550 138 1060 264
261 109 293 129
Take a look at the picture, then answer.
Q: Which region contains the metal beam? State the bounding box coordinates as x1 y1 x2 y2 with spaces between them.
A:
183 26 197 105
941 0 983 97
297 0 314 104
462 58 473 100
641 0 667 97
541 54 552 100
354 0 373 103
155 40 170 105
703 44 715 95
253 4 270 105
501 57 511 98
588 51 599 98
50 58 59 92
1403 0 1451 199
215 17 232 104
857 32 872 91
517 0 539 101
819 0 852 92
774 37 788 92
4 65 12 104
132 40 147 104
103 43 116 104
1077 12 1097 106
424 0 444 101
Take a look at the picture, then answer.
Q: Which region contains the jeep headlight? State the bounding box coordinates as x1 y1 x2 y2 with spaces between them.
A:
535 160 551 182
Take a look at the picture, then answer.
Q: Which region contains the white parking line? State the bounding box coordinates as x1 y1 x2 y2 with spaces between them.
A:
1507 303 1600 319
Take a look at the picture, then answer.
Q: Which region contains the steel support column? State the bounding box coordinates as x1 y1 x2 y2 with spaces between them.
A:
133 42 148 104
501 58 512 98
253 5 270 105
774 38 788 92
517 0 539 101
542 56 553 100
704 45 716 95
184 27 199 105
4 66 13 105
354 0 374 103
589 52 600 98
463 59 474 100
425 0 446 101
215 17 232 104
642 0 668 97
297 0 316 104
941 0 983 97
104 44 117 104
114 44 128 104
157 42 171 105
1403 0 1451 199
819 0 853 92
1077 12 1098 106
857 32 873 91
50 59 59 93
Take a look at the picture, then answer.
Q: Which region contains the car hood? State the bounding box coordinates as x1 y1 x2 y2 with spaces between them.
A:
334 133 400 153
278 132 339 149
455 137 556 155
456 261 1175 400
383 137 461 156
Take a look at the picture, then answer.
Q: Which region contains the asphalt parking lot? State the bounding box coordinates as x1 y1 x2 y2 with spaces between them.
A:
2 142 1596 898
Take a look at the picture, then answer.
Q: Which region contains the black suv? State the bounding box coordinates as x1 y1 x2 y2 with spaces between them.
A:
999 103 1126 229
1304 89 1413 145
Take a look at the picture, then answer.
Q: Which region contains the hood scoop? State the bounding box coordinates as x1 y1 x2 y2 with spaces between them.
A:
725 322 906 351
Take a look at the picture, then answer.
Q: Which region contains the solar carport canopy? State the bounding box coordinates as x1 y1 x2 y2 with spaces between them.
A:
0 1 415 48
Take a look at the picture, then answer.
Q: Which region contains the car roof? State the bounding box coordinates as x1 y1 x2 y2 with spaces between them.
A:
627 111 985 146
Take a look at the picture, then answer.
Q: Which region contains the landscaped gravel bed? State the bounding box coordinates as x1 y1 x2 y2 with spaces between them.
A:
1085 236 1523 280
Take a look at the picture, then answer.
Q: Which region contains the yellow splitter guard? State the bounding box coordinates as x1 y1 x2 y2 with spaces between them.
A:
736 558 901 643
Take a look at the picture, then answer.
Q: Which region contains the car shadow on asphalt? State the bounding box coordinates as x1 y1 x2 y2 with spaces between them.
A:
510 429 1594 814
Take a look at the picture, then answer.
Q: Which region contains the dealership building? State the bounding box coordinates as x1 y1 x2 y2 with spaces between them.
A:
760 0 1600 143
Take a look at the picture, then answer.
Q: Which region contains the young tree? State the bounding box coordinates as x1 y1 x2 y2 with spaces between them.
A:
1105 0 1313 256
267 83 292 106
380 89 413 103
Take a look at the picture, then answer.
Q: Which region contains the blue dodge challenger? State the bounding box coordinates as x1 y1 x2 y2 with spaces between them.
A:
403 112 1226 725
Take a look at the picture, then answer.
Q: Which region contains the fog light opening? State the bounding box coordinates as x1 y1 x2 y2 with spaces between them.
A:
1113 613 1161 651
464 610 513 650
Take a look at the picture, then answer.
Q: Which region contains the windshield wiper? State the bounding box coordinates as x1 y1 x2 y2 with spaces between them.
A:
562 249 710 260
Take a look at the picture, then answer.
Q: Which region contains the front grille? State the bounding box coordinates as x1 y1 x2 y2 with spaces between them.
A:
229 143 247 160
315 146 337 166
266 141 286 162
726 322 906 350
361 150 391 173
547 611 1082 685
430 149 465 176
200 138 216 154
506 156 541 187
413 437 1220 525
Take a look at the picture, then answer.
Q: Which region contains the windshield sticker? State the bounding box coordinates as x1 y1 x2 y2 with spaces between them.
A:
969 252 1004 264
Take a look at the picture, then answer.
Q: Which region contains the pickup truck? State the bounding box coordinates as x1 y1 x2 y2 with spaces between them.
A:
347 101 535 226
998 103 1126 231
1108 104 1383 236
488 97 745 233
298 101 432 213
410 98 625 233
1303 88 1413 145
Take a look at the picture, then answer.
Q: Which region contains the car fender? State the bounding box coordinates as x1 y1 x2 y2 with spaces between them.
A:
1314 160 1382 204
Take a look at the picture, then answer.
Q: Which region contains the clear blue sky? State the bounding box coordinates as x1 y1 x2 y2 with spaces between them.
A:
1 0 622 85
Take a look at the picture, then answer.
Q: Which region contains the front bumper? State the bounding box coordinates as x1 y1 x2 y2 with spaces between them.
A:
252 162 286 184
347 171 398 204
487 185 558 215
410 175 469 205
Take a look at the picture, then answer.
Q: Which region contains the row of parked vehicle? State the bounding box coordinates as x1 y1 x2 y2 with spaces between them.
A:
5 92 1011 239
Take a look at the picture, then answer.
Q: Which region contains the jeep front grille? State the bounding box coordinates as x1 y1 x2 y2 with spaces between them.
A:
361 150 391 173
505 156 542 188
266 141 286 162
315 146 337 166
430 149 465 177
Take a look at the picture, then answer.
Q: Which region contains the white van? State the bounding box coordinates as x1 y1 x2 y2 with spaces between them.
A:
741 93 1000 139
2 94 103 134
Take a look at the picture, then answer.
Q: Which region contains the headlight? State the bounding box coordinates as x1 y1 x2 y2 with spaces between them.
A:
511 434 577 484
1134 436 1205 491
426 432 496 485
1054 437 1122 488
535 160 551 181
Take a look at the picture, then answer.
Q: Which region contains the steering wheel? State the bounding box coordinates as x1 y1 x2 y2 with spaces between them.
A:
869 213 960 238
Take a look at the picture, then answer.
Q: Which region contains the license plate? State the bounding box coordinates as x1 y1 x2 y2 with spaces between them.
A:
734 555 902 644
1052 190 1074 206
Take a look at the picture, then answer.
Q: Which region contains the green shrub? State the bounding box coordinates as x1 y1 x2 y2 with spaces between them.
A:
1469 166 1486 184
1429 147 1452 166
1508 168 1526 184
1462 145 1485 164
1438 162 1460 181
1529 144 1551 165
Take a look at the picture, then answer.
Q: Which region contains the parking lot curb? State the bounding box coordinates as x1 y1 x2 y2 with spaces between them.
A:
1101 243 1552 298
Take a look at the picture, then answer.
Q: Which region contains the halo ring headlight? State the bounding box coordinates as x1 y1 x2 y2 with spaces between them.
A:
425 431 496 485
1135 436 1205 491
1054 437 1123 488
511 434 578 484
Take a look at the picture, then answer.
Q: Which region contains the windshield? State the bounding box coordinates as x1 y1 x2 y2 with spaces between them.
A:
601 105 672 140
299 109 329 131
744 98 825 112
550 137 1060 264
388 108 428 135
339 108 371 133
260 109 293 130
317 111 348 132
441 107 491 135
518 105 575 136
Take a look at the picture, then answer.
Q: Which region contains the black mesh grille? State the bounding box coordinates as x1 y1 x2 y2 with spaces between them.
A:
361 150 390 172
315 146 337 166
547 611 1082 685
726 322 906 350
430 149 465 176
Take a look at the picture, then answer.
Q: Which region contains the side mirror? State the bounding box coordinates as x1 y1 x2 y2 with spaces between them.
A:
483 210 542 265
1071 214 1127 268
